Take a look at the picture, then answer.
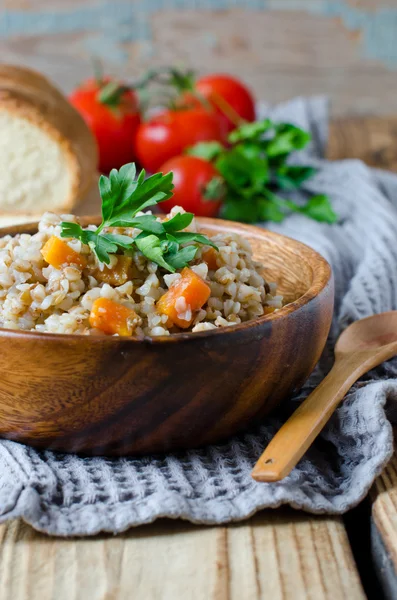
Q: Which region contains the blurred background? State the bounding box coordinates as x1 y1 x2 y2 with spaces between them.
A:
2 0 397 223
1 0 395 117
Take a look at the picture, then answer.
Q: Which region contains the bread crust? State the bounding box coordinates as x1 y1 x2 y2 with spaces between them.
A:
0 64 98 215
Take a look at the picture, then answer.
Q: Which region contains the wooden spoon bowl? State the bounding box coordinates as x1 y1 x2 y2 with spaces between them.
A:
0 218 334 456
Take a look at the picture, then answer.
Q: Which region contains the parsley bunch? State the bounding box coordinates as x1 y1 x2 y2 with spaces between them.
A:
60 163 216 273
188 119 337 224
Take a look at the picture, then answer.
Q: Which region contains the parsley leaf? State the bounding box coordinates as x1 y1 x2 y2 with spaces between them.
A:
188 118 337 226
127 215 164 234
264 123 311 156
216 147 269 194
93 235 119 264
228 119 273 144
61 163 216 270
135 235 175 272
103 170 174 228
275 165 317 190
100 233 135 248
169 232 218 248
60 222 86 240
163 212 194 232
220 196 259 222
259 194 286 222
165 246 198 270
186 141 224 161
298 195 337 223
161 235 179 255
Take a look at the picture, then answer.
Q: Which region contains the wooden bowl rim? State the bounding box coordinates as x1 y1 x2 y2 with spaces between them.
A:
0 216 332 344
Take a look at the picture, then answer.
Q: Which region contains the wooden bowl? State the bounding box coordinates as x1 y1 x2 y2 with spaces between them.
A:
0 218 334 456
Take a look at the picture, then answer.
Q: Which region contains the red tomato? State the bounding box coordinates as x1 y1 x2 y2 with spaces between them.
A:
136 108 225 174
188 74 256 134
69 78 141 174
159 156 223 218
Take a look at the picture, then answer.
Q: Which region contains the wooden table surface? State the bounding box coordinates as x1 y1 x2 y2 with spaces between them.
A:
3 4 397 596
4 0 397 119
0 117 395 600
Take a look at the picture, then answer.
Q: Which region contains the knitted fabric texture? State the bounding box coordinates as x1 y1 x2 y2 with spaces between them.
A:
0 97 396 536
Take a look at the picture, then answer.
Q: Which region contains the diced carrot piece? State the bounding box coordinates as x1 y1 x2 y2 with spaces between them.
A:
202 247 219 271
157 267 211 329
41 236 86 269
89 297 139 336
264 306 276 315
94 256 133 286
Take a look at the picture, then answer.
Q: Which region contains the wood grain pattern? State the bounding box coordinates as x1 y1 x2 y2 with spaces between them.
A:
0 218 333 456
0 511 365 600
2 2 397 117
371 439 397 591
253 312 397 481
328 116 397 171
0 15 393 595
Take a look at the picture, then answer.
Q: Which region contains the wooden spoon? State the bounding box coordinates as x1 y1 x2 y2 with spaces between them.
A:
252 311 397 482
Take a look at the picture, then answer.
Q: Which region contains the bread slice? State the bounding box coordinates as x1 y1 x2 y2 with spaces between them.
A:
0 64 98 216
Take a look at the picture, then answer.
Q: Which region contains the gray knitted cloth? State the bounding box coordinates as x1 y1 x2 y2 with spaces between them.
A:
1 97 397 536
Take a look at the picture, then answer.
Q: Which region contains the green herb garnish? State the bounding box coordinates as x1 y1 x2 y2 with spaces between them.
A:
60 163 216 272
187 119 337 224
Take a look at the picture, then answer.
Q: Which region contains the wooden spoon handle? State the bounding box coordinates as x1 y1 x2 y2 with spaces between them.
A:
251 357 366 482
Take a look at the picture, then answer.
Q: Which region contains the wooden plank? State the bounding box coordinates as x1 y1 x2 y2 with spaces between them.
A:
372 451 397 568
328 116 397 171
2 2 397 117
371 445 397 597
0 511 364 600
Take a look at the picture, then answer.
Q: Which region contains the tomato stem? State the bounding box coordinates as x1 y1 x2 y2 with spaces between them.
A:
98 82 130 106
91 57 104 87
209 91 245 128
131 67 195 91
203 176 226 202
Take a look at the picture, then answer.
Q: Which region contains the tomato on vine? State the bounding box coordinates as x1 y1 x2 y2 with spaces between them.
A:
159 155 224 218
136 107 225 174
184 73 256 133
69 78 141 174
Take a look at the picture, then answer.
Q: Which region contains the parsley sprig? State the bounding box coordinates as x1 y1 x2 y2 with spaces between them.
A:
60 163 216 272
188 119 337 224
